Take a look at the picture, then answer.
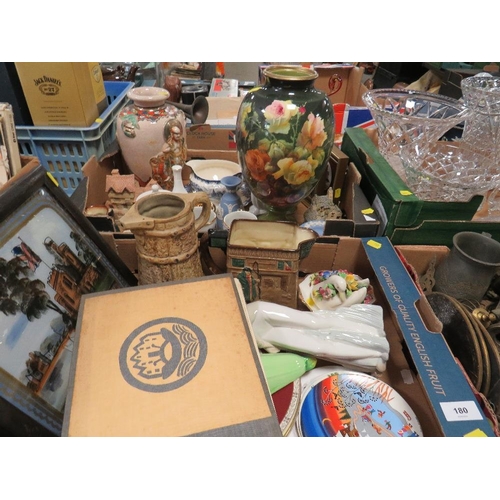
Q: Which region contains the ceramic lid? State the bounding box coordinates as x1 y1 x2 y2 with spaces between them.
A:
135 183 167 202
296 366 423 437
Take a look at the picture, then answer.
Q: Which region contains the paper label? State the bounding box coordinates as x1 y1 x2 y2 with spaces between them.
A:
366 239 382 250
439 401 484 422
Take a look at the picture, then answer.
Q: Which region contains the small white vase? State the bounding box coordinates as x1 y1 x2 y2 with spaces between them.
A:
171 164 188 194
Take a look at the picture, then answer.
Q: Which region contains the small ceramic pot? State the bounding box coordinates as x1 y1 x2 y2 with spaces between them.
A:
226 220 318 307
434 231 500 301
216 176 242 229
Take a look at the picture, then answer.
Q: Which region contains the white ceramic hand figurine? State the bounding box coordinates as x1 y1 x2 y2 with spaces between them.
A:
246 301 390 373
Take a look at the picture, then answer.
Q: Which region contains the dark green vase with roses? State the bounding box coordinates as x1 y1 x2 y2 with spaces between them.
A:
235 65 335 221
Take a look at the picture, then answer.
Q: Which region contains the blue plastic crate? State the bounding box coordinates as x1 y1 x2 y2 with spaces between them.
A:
16 81 134 196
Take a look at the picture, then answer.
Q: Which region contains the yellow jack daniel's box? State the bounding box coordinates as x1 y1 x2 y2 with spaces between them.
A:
14 62 107 127
62 274 281 437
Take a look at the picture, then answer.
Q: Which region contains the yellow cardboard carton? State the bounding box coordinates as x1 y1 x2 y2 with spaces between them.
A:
14 62 106 127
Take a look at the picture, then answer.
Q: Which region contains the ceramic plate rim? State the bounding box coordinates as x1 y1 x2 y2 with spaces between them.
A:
186 159 241 181
296 366 423 437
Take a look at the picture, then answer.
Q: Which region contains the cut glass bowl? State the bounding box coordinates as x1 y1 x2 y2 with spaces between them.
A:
461 75 500 164
461 75 500 116
399 140 500 202
362 89 469 162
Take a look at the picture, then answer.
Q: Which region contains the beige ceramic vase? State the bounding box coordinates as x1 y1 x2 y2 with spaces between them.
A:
116 86 188 187
119 190 211 285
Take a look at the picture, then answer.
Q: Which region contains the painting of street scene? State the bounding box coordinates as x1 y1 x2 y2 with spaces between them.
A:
0 200 124 413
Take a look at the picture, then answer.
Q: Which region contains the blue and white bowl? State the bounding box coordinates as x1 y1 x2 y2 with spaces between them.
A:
186 159 242 203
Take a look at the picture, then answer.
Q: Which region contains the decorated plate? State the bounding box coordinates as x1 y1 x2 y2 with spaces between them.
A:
272 379 301 437
296 366 423 437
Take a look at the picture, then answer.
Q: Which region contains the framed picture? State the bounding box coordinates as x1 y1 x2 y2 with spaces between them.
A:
0 162 137 436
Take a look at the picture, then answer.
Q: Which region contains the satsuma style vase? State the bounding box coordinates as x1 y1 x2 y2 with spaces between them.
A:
116 86 188 188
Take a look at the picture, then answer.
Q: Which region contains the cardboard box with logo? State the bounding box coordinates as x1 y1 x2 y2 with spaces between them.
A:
313 64 367 107
62 274 282 437
299 238 497 436
186 96 241 163
75 151 498 435
203 232 497 436
258 63 367 107
14 62 107 127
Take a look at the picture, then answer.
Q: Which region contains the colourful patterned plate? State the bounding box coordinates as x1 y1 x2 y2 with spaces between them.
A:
272 379 301 437
296 367 422 437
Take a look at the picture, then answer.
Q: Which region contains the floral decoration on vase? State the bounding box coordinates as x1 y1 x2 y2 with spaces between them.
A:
236 65 335 221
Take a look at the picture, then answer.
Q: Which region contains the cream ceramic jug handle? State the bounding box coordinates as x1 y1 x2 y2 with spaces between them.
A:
187 191 211 233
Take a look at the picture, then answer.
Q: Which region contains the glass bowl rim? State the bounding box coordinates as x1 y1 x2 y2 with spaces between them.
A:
362 88 469 118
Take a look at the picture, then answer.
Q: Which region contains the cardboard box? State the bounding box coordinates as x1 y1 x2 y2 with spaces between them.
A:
258 64 367 107
395 243 500 430
297 150 381 239
302 238 497 436
73 157 499 437
206 236 497 436
186 97 241 162
62 274 282 436
314 64 367 106
187 124 238 155
81 154 138 275
341 127 500 246
83 146 380 282
14 62 107 127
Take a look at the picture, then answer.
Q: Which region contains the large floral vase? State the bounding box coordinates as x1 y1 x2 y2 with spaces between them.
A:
235 65 335 221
